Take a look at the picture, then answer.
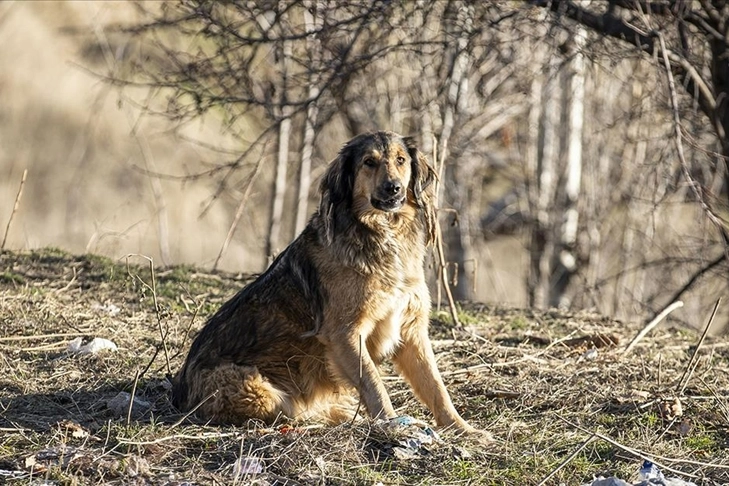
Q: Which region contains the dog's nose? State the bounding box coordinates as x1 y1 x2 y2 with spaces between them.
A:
382 180 402 196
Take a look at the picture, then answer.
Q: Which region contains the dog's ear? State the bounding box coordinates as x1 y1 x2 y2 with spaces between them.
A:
403 136 437 245
318 145 355 244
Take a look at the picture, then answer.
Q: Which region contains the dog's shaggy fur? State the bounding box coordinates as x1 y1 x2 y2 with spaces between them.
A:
171 131 477 433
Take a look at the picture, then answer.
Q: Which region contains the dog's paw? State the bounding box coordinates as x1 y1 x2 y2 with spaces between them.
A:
442 421 494 442
468 428 495 443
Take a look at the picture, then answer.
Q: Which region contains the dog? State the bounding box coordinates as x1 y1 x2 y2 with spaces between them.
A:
171 131 478 434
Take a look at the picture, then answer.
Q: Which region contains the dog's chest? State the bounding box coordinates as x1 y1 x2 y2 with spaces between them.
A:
366 287 409 360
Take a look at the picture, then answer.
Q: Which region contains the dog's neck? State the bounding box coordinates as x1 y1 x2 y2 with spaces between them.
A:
314 202 427 277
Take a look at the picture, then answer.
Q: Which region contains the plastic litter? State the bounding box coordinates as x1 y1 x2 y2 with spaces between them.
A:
386 415 442 459
639 461 664 481
388 415 426 428
637 460 698 486
232 457 264 477
582 461 698 486
67 337 118 355
583 477 632 486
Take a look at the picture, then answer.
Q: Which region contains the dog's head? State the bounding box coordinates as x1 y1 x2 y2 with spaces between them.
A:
319 131 436 243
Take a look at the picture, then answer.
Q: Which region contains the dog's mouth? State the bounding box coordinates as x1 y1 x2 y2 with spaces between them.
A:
371 196 406 212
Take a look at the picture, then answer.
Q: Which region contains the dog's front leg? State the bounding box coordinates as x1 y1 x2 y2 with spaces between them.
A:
393 322 476 433
326 332 396 420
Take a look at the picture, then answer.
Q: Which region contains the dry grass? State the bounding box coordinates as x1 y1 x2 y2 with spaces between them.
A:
1 248 728 485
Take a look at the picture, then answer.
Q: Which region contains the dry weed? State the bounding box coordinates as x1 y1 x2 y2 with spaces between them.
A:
1 249 728 485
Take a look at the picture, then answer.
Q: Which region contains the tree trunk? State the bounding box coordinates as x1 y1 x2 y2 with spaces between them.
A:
529 52 561 309
294 2 322 235
267 36 293 258
441 3 475 301
550 28 586 308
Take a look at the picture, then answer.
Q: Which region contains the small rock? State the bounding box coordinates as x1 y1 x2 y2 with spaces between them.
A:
124 455 150 477
106 392 152 418
452 445 472 459
92 303 121 316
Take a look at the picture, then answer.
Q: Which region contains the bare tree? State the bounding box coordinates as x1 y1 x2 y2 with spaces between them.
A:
106 0 729 328
529 0 729 322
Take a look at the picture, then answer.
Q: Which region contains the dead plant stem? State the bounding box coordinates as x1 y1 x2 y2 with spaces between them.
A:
125 254 172 376
1 168 28 253
169 389 219 429
677 298 721 395
213 154 266 271
536 435 596 486
623 300 684 356
0 332 87 342
126 369 140 426
432 138 461 327
561 417 699 479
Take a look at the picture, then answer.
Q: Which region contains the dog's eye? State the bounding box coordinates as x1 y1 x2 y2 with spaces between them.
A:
396 156 406 166
363 157 377 167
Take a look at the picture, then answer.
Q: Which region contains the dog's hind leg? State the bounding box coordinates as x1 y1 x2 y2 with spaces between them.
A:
195 364 289 425
314 391 359 424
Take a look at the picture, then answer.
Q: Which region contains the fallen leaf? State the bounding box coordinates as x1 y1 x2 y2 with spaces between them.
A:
57 419 89 438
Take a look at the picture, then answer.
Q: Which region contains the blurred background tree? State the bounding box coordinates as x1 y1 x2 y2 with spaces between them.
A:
1 0 727 330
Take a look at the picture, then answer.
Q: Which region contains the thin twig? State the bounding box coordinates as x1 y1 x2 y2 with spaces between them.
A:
560 417 699 479
536 435 596 486
54 266 79 294
172 292 201 362
623 300 684 356
138 346 160 381
116 425 325 446
658 32 728 244
118 430 241 446
169 389 219 429
213 153 266 271
677 298 721 395
0 332 87 342
350 333 364 425
125 254 172 375
0 427 31 433
126 370 141 426
10 343 69 352
432 137 461 327
1 168 28 252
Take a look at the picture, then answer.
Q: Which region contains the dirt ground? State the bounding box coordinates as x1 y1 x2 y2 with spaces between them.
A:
0 248 728 485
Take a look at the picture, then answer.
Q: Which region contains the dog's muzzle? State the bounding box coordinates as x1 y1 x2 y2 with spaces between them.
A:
371 180 405 212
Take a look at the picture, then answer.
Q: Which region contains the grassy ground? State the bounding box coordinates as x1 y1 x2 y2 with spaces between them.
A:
0 248 727 485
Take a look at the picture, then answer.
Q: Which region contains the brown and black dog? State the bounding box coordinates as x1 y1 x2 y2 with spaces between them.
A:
171 131 477 434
